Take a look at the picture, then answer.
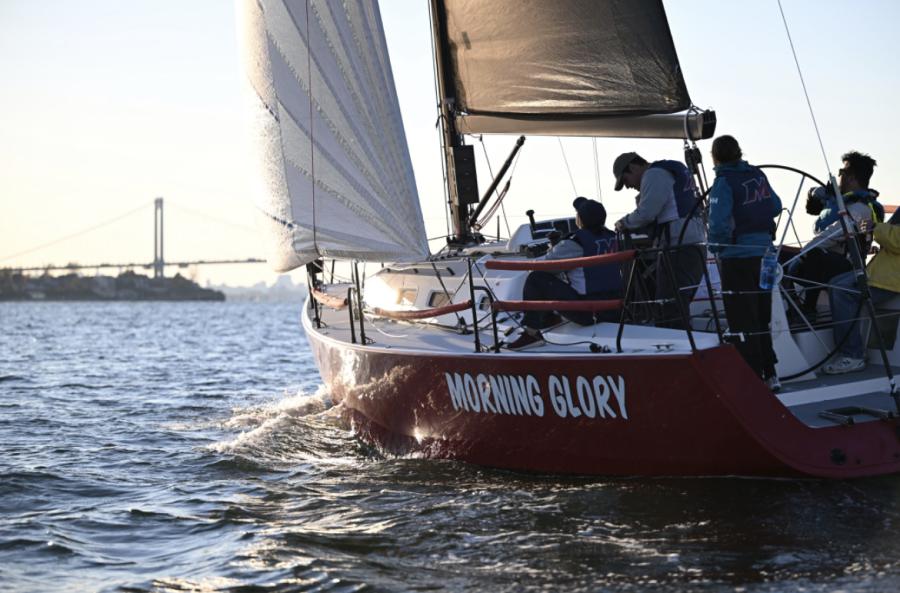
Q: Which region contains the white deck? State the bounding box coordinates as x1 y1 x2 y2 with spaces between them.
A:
307 297 717 357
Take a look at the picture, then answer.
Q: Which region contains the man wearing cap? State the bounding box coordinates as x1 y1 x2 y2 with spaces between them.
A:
507 198 623 350
611 152 707 328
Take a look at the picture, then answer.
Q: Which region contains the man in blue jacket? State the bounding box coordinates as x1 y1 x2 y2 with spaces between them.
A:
708 135 783 391
507 198 622 350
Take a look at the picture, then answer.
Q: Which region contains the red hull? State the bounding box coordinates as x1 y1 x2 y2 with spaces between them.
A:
306 323 900 478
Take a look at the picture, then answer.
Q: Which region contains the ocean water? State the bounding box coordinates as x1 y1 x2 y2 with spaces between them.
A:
2 301 900 593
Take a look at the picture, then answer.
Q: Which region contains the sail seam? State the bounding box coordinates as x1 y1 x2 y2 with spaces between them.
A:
303 0 319 258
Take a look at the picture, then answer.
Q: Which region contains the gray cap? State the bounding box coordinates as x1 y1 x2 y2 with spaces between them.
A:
613 152 640 191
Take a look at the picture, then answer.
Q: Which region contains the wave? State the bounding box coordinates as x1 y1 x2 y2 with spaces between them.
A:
221 385 334 430
207 386 358 470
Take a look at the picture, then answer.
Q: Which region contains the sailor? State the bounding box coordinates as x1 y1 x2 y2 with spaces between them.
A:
707 135 783 391
824 208 900 374
507 198 623 350
790 151 884 321
611 152 706 329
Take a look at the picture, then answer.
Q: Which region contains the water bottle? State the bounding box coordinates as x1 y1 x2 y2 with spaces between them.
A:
759 248 778 291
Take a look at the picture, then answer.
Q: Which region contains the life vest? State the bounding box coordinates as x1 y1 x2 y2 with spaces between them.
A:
572 228 622 296
845 189 884 224
719 165 777 240
845 189 884 254
649 160 700 220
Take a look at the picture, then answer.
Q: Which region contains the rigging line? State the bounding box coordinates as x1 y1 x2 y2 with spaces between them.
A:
500 148 524 238
476 135 504 231
0 202 151 263
478 135 495 180
476 182 510 228
776 0 831 173
476 136 517 237
558 138 578 197
592 138 602 202
490 144 523 238
431 261 464 326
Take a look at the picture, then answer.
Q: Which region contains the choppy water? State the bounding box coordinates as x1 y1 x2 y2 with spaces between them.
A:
2 301 900 593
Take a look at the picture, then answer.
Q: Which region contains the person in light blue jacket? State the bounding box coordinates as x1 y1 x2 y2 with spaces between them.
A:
708 135 783 391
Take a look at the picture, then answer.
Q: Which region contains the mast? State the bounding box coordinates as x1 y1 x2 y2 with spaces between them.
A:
429 0 479 246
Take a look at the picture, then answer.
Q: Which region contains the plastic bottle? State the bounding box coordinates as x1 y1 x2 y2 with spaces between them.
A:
759 248 778 291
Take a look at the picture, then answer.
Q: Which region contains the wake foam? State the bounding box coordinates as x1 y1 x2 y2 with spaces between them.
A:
209 386 356 468
222 385 333 430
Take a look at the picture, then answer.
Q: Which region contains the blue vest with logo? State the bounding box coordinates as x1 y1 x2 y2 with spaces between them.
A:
721 166 776 239
649 160 699 219
572 228 622 296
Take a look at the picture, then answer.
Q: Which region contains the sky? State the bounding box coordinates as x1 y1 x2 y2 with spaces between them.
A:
1 0 899 287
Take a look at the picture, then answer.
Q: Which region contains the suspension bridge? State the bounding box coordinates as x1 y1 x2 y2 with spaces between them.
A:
2 198 266 278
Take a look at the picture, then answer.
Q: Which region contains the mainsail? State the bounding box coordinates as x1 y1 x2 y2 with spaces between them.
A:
434 0 708 138
238 0 429 271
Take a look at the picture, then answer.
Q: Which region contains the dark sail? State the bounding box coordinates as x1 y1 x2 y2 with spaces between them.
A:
436 0 705 138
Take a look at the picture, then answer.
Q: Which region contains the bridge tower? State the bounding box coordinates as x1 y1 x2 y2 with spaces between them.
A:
153 197 164 278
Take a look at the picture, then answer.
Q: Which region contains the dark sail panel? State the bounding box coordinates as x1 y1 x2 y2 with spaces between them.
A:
438 0 691 131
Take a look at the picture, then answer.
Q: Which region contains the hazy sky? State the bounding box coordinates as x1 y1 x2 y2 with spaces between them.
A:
1 1 898 286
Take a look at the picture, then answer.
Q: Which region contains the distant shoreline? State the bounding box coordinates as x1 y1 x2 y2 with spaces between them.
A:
0 269 224 302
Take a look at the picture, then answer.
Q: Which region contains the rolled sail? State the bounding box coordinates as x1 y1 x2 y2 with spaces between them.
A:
435 0 705 138
238 0 429 271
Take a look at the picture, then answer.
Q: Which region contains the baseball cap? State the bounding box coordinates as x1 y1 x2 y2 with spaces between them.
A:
572 197 607 228
613 152 640 191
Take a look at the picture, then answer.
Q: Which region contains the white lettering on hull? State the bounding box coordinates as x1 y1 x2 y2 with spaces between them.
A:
444 372 626 420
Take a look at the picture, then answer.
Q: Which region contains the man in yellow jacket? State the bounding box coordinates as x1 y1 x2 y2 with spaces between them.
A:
825 211 900 374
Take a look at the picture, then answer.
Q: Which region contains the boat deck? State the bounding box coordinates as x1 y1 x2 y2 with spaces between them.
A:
309 300 719 357
777 364 899 428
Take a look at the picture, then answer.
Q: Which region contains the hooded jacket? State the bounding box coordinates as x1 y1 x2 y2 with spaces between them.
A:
708 161 783 258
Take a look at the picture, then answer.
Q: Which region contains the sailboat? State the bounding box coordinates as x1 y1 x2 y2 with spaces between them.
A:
237 0 900 477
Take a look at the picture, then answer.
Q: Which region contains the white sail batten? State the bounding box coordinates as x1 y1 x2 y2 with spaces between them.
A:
238 0 429 271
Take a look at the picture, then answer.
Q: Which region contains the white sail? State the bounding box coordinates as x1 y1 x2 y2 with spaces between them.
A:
238 0 430 271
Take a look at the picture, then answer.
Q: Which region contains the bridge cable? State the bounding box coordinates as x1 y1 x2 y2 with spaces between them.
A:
166 201 258 235
0 202 151 263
